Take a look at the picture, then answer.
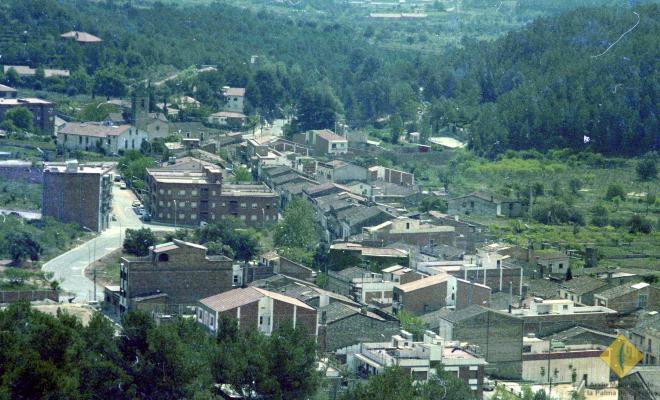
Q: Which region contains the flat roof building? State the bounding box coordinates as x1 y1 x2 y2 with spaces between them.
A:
0 97 55 134
42 160 113 232
146 160 278 227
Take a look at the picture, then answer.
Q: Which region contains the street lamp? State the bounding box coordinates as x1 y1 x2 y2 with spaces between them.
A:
83 226 97 301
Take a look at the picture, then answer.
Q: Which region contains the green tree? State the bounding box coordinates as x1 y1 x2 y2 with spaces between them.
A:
628 214 653 234
93 67 128 99
3 67 20 86
6 231 42 263
390 114 403 144
291 85 342 133
568 178 582 195
605 184 626 201
274 198 319 251
123 228 156 256
397 310 425 341
636 152 658 181
4 107 34 131
232 166 252 182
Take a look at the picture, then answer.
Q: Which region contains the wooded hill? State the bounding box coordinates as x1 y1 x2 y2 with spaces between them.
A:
0 0 657 155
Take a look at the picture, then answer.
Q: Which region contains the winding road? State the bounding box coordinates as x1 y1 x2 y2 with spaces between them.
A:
43 181 174 303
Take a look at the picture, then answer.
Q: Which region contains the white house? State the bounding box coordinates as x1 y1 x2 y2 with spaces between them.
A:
57 122 148 155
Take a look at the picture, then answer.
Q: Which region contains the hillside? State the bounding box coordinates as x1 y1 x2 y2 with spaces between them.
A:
0 1 658 155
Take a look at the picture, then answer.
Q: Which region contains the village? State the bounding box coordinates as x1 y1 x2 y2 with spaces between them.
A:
0 0 658 394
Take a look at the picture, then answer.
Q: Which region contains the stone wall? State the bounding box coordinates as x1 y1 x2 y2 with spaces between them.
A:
322 313 399 352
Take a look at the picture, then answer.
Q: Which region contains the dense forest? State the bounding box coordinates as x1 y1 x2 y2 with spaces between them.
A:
0 0 657 155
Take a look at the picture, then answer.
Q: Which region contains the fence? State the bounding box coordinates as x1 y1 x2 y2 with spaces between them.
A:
0 289 58 303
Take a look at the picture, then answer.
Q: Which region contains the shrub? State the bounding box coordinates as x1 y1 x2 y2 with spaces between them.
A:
605 184 626 201
628 215 653 234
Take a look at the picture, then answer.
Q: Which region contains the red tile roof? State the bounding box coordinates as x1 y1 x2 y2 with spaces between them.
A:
59 122 132 138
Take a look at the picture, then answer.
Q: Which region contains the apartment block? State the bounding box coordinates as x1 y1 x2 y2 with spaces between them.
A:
42 160 112 232
118 240 233 313
0 97 55 134
146 162 278 227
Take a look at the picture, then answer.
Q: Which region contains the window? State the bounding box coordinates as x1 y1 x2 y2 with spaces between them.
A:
639 294 648 308
158 213 163 218
159 189 164 194
211 214 216 220
259 316 263 324
331 143 337 149
212 191 217 196
191 214 197 220
251 215 257 221
85 136 89 144
191 190 198 196
131 139 135 149
233 275 239 284
240 203 247 208
179 213 185 219
251 203 257 209
78 136 82 144
158 253 169 262
558 263 564 270
167 189 172 195
179 190 186 196
159 201 164 206
191 202 197 208
240 215 246 220
563 305 569 311
406 222 410 229
470 201 474 208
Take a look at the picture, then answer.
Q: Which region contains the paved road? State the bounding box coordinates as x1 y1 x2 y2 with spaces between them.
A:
0 209 41 220
43 181 174 303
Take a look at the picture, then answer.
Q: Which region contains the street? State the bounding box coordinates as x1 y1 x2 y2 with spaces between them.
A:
42 181 174 303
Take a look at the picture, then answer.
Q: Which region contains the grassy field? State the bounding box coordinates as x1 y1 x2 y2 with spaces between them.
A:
410 150 659 272
0 177 41 210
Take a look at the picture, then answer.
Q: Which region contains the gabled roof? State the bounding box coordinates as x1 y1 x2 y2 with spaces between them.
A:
333 266 371 280
320 301 386 324
440 304 490 323
59 122 132 138
450 191 515 204
560 276 608 296
596 281 648 300
317 130 346 142
200 287 264 312
396 273 449 292
0 84 16 92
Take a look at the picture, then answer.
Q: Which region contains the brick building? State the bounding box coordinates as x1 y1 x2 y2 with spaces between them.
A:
509 299 618 337
438 305 524 379
392 273 491 316
119 240 233 313
317 301 400 352
197 286 317 336
0 97 54 134
42 160 113 232
368 166 415 186
594 282 660 314
146 162 278 227
362 217 456 248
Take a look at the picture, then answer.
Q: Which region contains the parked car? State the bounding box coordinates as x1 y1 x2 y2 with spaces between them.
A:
483 379 496 391
132 200 142 207
140 213 152 222
113 175 122 182
119 182 127 190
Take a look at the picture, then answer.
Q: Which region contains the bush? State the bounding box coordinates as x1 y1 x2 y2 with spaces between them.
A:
590 204 609 227
628 215 653 234
531 200 584 225
605 184 626 201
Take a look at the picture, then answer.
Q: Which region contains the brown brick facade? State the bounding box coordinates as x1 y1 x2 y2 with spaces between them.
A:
121 240 233 312
146 166 278 227
42 162 112 232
